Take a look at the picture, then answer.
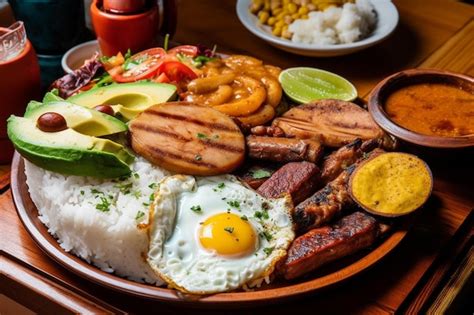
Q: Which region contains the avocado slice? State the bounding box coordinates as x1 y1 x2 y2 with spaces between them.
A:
25 101 127 137
8 116 134 178
68 82 177 121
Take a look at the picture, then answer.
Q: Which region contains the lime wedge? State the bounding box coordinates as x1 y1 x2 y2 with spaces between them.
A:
279 67 357 103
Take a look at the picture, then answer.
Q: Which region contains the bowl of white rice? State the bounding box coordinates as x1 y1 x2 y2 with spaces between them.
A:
236 0 399 57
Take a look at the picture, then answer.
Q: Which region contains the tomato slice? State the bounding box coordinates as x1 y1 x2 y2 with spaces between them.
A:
154 72 170 83
111 48 166 83
167 45 198 57
157 61 197 82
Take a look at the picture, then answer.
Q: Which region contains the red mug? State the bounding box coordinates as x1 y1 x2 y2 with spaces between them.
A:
91 0 177 56
0 38 41 163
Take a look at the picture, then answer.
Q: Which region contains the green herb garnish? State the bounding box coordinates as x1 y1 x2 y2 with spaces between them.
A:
135 211 145 220
227 200 240 209
260 231 273 242
91 188 103 195
114 182 133 194
251 169 272 179
190 205 202 213
96 197 111 212
224 226 234 234
195 155 202 161
240 215 248 221
197 133 208 139
263 247 274 256
124 48 132 60
80 190 84 195
148 183 158 189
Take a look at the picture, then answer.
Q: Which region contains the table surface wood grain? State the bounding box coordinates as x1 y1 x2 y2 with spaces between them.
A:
1 0 473 313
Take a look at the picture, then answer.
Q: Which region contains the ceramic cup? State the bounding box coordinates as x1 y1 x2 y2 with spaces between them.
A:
90 0 177 56
0 36 40 163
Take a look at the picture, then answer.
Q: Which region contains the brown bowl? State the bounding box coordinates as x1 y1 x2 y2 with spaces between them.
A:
368 69 474 149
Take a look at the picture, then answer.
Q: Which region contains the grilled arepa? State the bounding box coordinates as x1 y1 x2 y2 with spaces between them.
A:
129 102 245 175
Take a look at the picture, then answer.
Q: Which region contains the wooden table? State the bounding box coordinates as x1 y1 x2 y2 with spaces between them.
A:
1 0 473 313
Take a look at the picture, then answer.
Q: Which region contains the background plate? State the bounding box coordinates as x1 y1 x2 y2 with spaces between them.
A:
11 153 408 307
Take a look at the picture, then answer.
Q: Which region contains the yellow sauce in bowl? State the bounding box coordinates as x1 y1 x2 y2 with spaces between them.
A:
384 83 474 137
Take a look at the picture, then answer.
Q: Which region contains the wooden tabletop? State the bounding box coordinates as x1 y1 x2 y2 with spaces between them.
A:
1 0 473 314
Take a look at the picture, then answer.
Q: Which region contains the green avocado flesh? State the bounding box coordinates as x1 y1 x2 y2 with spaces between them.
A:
8 116 134 178
25 101 127 137
67 81 177 120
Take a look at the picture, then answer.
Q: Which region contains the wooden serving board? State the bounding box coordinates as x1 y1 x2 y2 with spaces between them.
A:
1 0 474 313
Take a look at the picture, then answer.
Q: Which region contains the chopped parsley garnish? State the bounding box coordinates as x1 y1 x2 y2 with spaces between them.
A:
224 226 234 233
240 215 248 221
80 190 84 195
142 202 150 207
251 169 272 179
195 154 202 161
263 247 274 256
149 193 155 202
124 48 132 59
227 200 240 209
133 173 140 179
135 211 145 220
213 134 220 139
262 209 269 220
260 231 273 242
197 133 208 139
132 190 142 199
114 182 133 194
213 182 226 192
91 188 103 195
190 205 202 213
96 197 111 212
148 183 158 189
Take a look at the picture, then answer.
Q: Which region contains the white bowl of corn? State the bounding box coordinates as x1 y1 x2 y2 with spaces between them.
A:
236 0 398 57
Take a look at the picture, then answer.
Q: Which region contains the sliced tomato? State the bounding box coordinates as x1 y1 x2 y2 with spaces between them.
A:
112 48 166 83
154 72 170 83
157 61 198 82
167 45 198 57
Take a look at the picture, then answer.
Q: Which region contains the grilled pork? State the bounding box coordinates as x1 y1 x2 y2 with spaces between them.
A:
129 102 245 175
272 100 384 147
294 149 384 233
281 211 388 280
257 161 320 205
247 135 323 163
321 138 380 184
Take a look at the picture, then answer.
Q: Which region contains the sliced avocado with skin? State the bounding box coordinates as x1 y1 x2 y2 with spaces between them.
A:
42 90 63 103
67 81 177 121
8 116 134 178
25 101 127 137
24 100 43 116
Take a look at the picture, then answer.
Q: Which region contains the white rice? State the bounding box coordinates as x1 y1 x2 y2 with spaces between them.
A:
25 157 169 284
289 0 377 45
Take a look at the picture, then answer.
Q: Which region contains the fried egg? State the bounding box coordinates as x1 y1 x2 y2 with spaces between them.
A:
146 175 294 294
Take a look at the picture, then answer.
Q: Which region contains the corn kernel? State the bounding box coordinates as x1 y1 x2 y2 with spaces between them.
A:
284 15 293 24
287 3 298 13
291 13 300 19
275 20 286 28
267 16 276 26
298 6 309 14
282 29 292 39
272 26 282 36
258 10 270 23
301 14 309 19
272 7 282 15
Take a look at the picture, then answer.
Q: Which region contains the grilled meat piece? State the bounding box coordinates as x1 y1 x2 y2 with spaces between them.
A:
257 162 320 205
321 138 380 184
250 125 287 137
272 99 384 147
247 135 323 163
294 148 385 233
281 211 388 280
236 164 277 189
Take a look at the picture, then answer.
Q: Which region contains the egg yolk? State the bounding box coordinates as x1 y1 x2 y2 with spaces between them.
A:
198 213 257 257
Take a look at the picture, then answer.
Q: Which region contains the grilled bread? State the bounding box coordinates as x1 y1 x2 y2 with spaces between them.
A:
129 102 245 175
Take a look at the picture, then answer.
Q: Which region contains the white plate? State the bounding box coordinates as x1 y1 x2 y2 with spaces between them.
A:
236 0 399 57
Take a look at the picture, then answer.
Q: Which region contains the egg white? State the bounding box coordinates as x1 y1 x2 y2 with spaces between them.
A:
146 175 294 294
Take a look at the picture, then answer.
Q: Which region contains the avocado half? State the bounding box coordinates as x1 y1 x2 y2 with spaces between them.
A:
68 81 177 121
8 102 134 178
